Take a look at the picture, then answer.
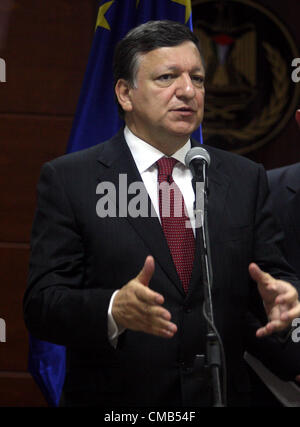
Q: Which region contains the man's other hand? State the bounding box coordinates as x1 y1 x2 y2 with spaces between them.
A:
249 263 300 338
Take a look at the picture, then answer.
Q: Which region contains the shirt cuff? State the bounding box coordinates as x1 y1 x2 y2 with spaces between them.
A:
107 290 126 348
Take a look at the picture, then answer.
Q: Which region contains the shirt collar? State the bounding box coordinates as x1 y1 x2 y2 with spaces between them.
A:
124 126 191 174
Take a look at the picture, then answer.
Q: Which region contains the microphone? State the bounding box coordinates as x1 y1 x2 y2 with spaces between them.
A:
185 148 226 406
185 147 210 181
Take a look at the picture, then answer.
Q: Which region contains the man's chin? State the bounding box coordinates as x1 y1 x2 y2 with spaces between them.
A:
168 123 200 138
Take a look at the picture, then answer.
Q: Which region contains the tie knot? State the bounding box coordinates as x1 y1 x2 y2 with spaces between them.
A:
156 157 178 179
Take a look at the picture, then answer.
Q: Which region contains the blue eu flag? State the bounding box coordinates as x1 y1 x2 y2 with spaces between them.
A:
29 0 200 407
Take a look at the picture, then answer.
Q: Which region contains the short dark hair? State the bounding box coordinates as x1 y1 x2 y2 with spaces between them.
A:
113 20 202 117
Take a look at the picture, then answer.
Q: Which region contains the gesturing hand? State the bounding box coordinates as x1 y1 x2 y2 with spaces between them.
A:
249 263 300 338
112 256 177 338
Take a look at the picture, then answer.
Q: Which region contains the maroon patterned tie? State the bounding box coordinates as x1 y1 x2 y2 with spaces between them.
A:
157 157 195 293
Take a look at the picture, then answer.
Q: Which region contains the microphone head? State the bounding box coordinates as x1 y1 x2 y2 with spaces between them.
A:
185 147 211 168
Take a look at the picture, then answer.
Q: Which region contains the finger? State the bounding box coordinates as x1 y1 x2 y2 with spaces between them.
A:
135 281 164 306
155 324 178 338
256 324 273 338
137 255 155 287
249 263 272 286
136 301 171 322
143 324 177 339
276 285 298 305
280 304 300 322
140 315 178 338
113 289 168 331
256 319 287 337
131 302 177 337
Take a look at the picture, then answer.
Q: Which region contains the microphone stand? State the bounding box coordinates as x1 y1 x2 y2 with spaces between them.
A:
193 161 226 407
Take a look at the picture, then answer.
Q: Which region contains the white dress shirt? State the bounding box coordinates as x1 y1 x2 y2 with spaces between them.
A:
107 126 196 346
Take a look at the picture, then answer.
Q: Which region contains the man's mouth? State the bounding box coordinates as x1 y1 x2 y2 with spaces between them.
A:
173 106 195 112
172 106 196 115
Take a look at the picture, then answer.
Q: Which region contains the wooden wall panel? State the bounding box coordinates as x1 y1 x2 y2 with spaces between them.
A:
0 245 48 405
0 0 96 406
0 373 47 406
0 0 94 114
0 246 30 371
0 115 72 242
247 114 300 168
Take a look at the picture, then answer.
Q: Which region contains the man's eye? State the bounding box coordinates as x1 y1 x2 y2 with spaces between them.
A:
158 74 174 81
192 76 204 86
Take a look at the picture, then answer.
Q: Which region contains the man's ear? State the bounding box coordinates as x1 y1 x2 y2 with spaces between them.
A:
115 79 133 112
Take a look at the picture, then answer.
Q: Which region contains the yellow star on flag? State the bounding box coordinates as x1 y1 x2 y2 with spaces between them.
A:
171 0 192 24
96 1 114 31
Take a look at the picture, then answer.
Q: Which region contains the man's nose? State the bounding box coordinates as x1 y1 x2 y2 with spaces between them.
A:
175 74 196 99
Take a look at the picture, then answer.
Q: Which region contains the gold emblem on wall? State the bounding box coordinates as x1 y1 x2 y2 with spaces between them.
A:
192 0 300 153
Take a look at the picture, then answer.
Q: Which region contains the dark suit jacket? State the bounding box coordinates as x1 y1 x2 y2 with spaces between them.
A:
267 163 300 278
246 163 300 407
24 131 300 407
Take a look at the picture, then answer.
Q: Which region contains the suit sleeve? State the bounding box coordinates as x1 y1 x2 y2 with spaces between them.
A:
23 161 115 351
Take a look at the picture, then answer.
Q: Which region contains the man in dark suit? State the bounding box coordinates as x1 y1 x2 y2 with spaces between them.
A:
267 162 300 279
24 21 300 407
267 111 300 278
245 113 300 407
245 162 300 407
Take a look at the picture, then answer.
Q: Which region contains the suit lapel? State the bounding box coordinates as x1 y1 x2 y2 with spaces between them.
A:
96 132 184 295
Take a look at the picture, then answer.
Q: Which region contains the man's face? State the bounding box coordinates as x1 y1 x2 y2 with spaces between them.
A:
119 41 205 150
